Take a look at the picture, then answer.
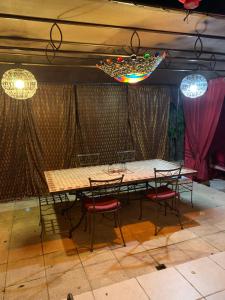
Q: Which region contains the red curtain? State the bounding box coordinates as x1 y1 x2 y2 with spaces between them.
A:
183 77 225 181
210 100 225 169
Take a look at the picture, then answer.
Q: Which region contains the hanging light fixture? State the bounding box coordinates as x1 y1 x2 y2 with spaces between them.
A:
180 29 208 99
96 31 166 84
178 0 201 10
180 74 207 98
1 68 38 100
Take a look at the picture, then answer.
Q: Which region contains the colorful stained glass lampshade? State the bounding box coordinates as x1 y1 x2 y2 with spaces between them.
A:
96 52 166 84
180 74 208 98
1 68 37 100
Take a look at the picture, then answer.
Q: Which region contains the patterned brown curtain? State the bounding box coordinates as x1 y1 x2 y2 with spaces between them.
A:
0 91 26 199
128 86 171 160
0 83 76 199
75 85 132 164
0 83 171 200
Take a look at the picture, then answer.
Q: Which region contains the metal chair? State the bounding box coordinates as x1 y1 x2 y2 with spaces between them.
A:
115 150 139 197
80 175 126 252
77 153 100 167
168 176 194 208
140 166 183 235
66 153 101 213
116 150 136 171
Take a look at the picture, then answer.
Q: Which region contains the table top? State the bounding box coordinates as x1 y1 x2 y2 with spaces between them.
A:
44 159 197 194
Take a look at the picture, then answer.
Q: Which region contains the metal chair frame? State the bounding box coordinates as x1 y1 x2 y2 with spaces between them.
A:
176 176 193 207
77 153 100 167
65 153 101 215
81 175 126 252
140 166 183 235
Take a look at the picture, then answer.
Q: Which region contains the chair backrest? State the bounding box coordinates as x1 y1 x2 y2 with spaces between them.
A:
89 175 124 203
77 153 100 167
154 166 182 193
116 150 136 163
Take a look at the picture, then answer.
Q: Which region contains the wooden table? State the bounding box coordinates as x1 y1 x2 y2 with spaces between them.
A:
44 159 197 194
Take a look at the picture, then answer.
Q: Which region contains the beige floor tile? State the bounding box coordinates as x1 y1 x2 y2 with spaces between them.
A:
0 201 15 212
4 277 48 300
0 210 14 224
47 267 91 299
93 278 149 300
13 207 39 221
6 255 45 287
75 291 95 300
176 257 225 296
176 238 218 260
44 249 81 276
206 290 225 299
42 235 77 254
141 235 169 250
8 240 43 262
0 224 13 240
10 226 41 248
14 198 38 209
188 223 221 237
0 243 9 264
137 267 201 300
149 244 191 267
203 232 225 251
79 248 115 267
0 264 7 291
84 258 128 290
0 228 11 244
165 229 198 244
213 221 225 231
210 252 225 269
118 251 156 278
112 240 146 259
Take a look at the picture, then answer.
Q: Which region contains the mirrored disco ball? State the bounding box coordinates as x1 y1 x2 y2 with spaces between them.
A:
180 74 208 98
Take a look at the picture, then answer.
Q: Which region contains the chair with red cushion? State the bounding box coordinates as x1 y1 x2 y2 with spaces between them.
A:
139 166 183 235
83 175 126 252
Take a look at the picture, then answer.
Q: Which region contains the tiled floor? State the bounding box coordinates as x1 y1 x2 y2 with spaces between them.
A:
0 182 225 299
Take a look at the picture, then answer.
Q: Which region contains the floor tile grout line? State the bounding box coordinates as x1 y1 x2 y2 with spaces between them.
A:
135 277 151 299
203 288 225 298
77 245 97 296
148 242 194 267
3 199 16 299
4 275 47 289
174 265 205 298
208 254 225 270
201 233 225 252
41 227 51 300
174 236 221 259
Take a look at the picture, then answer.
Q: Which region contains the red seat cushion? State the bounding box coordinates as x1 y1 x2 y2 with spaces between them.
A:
146 186 177 201
84 197 121 212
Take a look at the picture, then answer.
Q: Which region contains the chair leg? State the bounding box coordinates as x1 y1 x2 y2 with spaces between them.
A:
84 214 87 232
88 213 91 235
90 213 96 252
139 198 143 220
114 212 117 228
154 203 160 236
175 195 183 230
190 188 194 208
116 211 126 247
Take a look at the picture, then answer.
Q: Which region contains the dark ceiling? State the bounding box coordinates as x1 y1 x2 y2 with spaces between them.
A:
112 0 225 16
